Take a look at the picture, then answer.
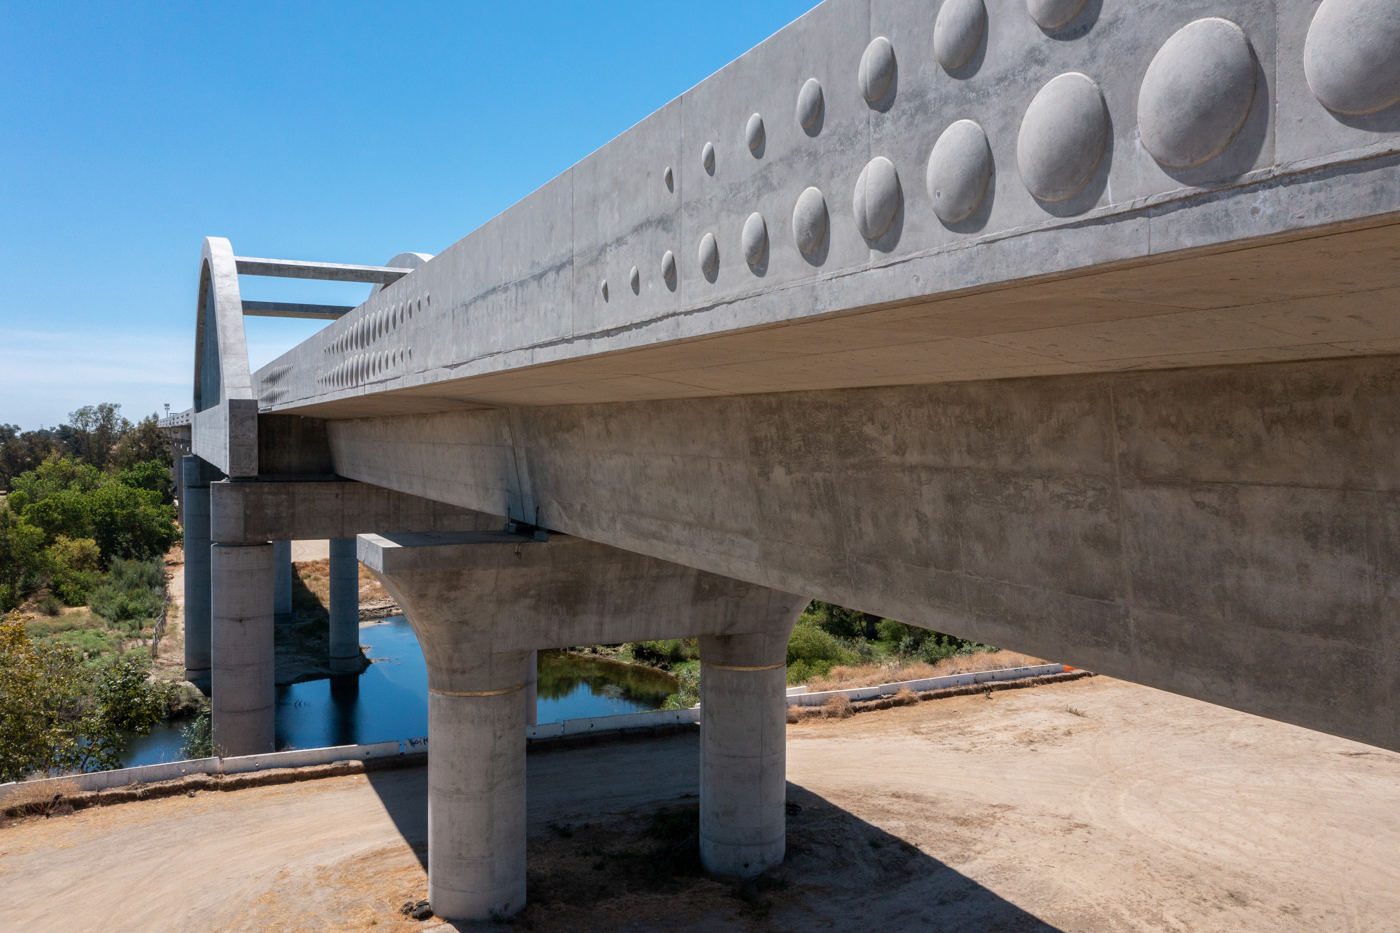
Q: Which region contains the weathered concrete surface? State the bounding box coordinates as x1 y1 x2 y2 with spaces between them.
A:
4 677 1397 932
327 537 360 672
363 530 803 919
180 457 214 688
330 354 1400 752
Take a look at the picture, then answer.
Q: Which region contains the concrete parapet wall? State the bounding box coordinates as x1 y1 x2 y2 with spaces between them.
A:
253 0 1400 417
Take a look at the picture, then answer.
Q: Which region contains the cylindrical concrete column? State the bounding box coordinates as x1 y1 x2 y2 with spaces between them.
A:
526 649 538 727
427 650 530 920
211 542 276 757
698 631 790 878
328 537 361 673
181 456 212 690
273 540 293 623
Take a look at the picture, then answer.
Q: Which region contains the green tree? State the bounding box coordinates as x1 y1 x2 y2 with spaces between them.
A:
0 508 46 611
117 458 175 505
111 414 172 473
61 403 131 473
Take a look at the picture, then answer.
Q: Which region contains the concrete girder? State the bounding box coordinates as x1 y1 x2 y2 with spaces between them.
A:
328 354 1400 753
358 530 804 919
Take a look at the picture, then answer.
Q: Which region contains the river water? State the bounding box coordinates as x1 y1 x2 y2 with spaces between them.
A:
123 617 680 767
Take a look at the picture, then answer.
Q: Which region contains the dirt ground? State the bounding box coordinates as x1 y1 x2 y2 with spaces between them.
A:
2 676 1397 932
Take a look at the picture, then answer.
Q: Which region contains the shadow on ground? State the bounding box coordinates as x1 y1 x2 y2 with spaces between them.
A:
365 733 1060 931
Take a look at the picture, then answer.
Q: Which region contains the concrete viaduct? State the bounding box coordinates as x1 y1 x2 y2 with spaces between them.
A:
161 0 1400 920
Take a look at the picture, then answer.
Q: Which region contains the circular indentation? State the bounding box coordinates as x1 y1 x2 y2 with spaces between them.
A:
1017 72 1109 202
796 77 824 128
1027 0 1088 29
926 119 993 222
741 212 768 265
746 113 765 152
629 265 640 292
1305 0 1400 115
935 0 987 71
1139 18 1256 168
702 141 716 172
661 250 676 282
859 36 896 102
600 279 608 300
853 156 901 240
792 187 829 254
698 232 719 275
664 165 674 189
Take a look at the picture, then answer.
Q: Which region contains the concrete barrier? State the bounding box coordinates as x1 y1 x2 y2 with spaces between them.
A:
786 664 1064 707
0 664 1065 804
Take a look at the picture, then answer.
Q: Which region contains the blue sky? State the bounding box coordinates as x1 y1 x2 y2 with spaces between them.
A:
0 1 814 429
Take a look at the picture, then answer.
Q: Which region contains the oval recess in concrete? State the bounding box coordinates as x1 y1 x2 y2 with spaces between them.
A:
792 186 829 253
661 250 676 282
926 119 993 222
853 156 901 240
859 36 896 102
629 265 640 292
1305 0 1400 115
1017 72 1108 202
746 113 765 152
702 141 716 173
796 77 824 128
664 166 674 190
1026 0 1087 29
1139 18 1256 168
698 232 719 275
742 212 768 265
935 0 987 71
599 279 608 300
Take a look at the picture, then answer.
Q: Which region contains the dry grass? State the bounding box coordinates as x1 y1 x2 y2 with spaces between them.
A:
293 560 390 609
804 649 1045 692
823 694 853 719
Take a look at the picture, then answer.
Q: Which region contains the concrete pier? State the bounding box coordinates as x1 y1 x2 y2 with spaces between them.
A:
427 650 530 919
272 540 293 623
181 456 213 690
210 542 275 757
698 631 793 877
328 537 360 672
360 530 806 921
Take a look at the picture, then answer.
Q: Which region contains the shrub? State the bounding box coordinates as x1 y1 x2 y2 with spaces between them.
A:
631 638 698 666
182 705 213 759
787 621 853 667
46 535 101 605
89 557 166 627
661 666 700 710
801 601 877 640
37 594 62 616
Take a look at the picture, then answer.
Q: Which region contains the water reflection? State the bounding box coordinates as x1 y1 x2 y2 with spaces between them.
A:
536 650 678 722
122 619 680 766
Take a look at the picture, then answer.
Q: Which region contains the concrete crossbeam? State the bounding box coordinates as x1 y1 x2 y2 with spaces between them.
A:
208 479 500 544
233 256 411 285
241 300 355 320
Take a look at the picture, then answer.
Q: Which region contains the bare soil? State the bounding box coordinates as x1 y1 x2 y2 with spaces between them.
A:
803 648 1047 692
2 676 1397 932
